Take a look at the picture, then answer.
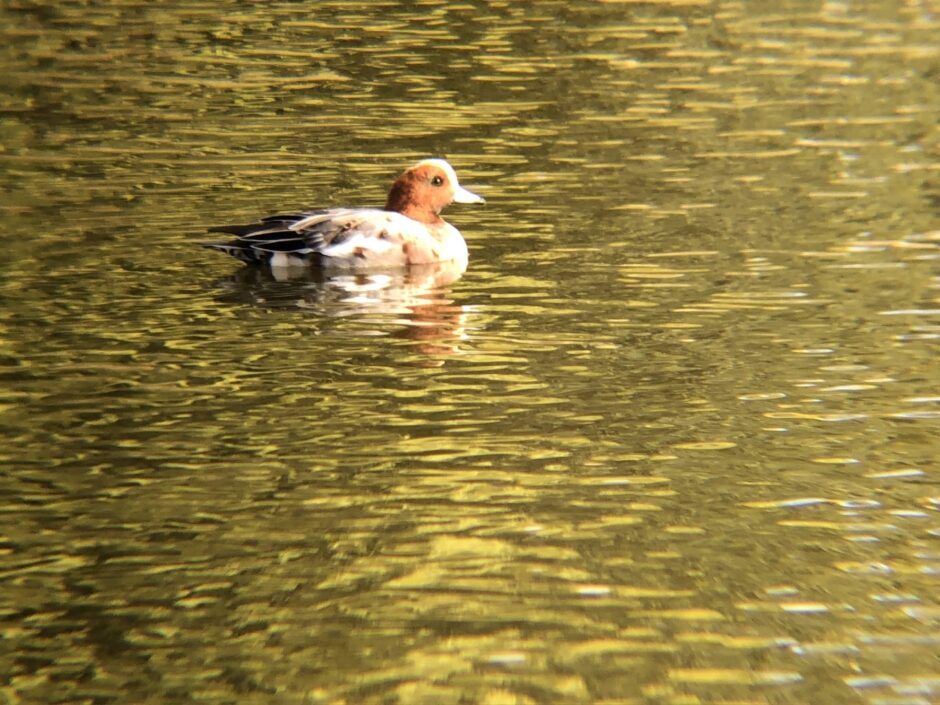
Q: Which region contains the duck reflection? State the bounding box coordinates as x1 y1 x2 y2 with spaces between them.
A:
212 259 472 358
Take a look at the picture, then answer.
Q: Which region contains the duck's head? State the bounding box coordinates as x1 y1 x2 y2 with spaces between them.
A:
385 159 484 224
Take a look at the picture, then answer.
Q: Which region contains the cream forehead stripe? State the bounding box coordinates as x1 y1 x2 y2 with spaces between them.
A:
414 158 461 186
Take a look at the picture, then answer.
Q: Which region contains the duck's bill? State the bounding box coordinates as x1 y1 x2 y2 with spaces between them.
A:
453 184 485 204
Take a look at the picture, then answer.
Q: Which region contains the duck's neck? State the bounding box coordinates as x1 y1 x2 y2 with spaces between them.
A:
385 183 443 225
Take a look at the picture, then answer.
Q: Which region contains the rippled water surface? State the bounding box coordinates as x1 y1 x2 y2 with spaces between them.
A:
2 1 939 703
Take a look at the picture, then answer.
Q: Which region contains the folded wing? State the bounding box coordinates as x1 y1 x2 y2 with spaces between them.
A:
204 209 435 268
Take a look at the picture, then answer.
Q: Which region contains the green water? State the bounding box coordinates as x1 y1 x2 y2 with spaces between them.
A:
1 1 938 703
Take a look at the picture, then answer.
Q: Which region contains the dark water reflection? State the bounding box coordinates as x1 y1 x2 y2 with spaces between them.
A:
1 0 939 703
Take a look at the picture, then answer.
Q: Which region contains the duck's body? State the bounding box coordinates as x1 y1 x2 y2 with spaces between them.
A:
204 159 483 270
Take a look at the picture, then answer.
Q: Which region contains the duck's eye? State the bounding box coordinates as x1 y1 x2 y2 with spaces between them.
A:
430 175 444 187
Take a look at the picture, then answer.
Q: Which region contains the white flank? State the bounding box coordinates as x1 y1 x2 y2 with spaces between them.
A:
320 233 397 259
269 252 307 268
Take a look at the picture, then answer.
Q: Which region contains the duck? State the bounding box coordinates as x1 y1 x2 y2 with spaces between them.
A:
203 159 484 270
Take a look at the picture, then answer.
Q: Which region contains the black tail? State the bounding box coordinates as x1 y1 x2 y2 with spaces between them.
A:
202 242 265 264
203 234 315 265
204 215 317 265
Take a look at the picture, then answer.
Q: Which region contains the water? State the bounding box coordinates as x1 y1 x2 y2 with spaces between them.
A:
1 1 938 703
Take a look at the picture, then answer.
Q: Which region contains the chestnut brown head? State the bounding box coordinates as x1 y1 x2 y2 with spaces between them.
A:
385 159 484 224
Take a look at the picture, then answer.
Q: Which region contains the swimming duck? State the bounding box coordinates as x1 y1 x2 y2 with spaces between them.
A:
204 159 484 269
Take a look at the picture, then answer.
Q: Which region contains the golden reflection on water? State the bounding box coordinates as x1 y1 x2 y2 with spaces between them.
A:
1 0 939 703
212 261 473 358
